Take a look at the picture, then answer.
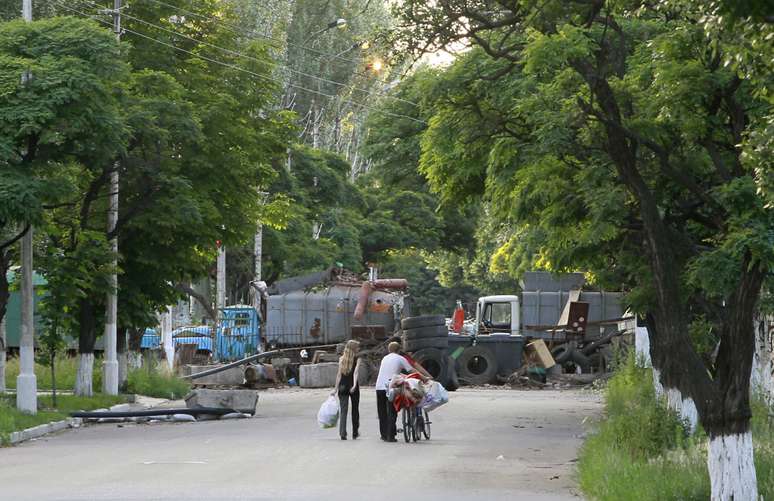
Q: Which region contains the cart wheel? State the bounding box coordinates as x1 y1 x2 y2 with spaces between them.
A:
411 409 419 442
415 410 424 441
401 408 414 443
421 409 431 440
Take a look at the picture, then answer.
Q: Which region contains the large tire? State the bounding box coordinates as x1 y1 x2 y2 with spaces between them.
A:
401 315 446 330
551 344 572 364
445 356 460 391
403 325 448 340
551 344 591 373
457 345 497 385
412 347 448 381
403 336 449 352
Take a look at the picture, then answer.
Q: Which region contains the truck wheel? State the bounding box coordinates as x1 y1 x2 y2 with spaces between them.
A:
412 347 448 381
445 356 460 391
403 325 448 340
457 346 497 385
403 335 449 352
401 315 446 330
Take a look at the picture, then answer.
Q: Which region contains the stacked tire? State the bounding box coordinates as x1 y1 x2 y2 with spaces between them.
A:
401 315 459 391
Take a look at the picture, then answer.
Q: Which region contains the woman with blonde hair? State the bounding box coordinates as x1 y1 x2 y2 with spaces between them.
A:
334 340 362 440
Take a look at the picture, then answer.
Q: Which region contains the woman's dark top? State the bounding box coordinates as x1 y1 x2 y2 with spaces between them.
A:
338 356 358 395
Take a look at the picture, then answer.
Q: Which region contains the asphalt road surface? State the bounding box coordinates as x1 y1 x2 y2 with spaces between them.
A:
0 387 601 501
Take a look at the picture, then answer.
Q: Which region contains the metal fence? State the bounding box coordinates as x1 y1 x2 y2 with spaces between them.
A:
264 326 307 349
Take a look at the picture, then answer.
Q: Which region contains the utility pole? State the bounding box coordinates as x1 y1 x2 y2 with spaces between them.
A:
17 0 37 415
216 243 226 311
102 0 121 395
215 241 226 362
17 226 36 413
254 225 262 287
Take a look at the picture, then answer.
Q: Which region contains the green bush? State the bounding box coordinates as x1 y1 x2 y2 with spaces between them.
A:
4 356 102 391
579 353 774 500
578 353 708 500
125 367 190 399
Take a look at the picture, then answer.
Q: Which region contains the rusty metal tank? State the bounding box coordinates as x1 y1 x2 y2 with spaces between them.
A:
264 283 404 346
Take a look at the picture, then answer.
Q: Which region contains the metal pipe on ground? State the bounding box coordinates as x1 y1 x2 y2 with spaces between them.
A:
70 407 239 418
181 343 342 380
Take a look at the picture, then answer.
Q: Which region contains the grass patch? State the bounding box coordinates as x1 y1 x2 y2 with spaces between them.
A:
125 366 190 399
5 356 102 391
0 393 127 445
578 353 774 500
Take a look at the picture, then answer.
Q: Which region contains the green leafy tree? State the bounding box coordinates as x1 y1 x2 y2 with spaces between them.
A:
0 16 128 395
394 1 773 497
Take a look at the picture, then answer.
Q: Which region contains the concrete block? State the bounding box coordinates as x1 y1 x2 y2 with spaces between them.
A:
299 362 338 388
181 365 244 386
184 388 259 415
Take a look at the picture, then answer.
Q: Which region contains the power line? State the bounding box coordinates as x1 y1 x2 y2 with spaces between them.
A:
54 2 427 125
143 0 365 66
79 0 418 108
139 0 406 104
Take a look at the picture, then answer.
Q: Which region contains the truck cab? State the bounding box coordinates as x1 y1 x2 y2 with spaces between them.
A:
476 295 520 336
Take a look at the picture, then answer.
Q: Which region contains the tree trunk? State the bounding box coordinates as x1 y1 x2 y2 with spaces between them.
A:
0 315 6 394
117 326 128 388
74 299 97 396
579 67 767 498
708 432 758 501
701 257 765 500
51 351 57 408
0 251 7 390
127 327 144 371
751 312 774 403
75 353 94 397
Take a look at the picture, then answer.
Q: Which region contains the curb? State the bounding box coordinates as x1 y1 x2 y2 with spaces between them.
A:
8 417 83 445
4 397 139 446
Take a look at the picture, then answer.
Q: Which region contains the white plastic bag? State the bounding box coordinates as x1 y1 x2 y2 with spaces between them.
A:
317 394 339 428
421 381 449 411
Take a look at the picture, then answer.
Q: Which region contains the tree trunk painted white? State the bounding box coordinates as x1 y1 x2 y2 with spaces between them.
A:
652 367 698 432
162 309 174 370
0 315 6 393
751 313 774 403
708 432 758 501
665 387 699 433
652 367 665 400
118 351 128 387
127 350 142 370
635 326 651 367
74 353 94 396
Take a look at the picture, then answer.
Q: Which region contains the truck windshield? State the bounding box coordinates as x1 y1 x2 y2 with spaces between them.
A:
484 302 511 330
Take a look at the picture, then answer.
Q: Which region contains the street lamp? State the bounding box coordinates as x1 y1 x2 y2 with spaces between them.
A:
332 40 369 59
303 18 347 44
366 58 384 73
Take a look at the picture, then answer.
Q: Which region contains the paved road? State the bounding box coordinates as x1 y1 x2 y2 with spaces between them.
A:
0 387 601 501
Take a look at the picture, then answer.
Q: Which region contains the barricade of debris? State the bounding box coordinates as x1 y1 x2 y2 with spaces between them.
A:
505 339 612 390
